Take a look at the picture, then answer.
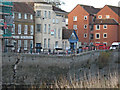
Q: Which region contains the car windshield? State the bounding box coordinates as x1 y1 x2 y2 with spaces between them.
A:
112 45 118 47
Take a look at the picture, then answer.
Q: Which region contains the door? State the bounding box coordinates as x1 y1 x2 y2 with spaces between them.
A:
36 43 41 53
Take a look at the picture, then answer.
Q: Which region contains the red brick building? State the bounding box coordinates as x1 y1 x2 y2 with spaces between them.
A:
68 4 100 46
68 4 120 47
92 5 120 46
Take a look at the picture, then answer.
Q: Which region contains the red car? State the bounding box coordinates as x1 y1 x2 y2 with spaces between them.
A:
95 43 106 50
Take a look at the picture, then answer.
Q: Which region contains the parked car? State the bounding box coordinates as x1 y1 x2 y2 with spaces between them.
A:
110 42 120 50
95 43 106 50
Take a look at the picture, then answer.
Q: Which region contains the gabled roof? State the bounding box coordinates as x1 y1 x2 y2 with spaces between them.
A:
107 5 120 17
52 6 67 13
92 19 118 25
80 4 101 14
68 30 78 43
12 2 34 14
62 28 73 39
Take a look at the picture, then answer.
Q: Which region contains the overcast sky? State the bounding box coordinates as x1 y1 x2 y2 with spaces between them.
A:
60 0 120 12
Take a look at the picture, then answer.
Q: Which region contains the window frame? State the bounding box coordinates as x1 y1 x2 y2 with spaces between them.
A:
73 16 77 21
95 33 100 39
103 25 107 29
103 33 107 38
96 25 100 30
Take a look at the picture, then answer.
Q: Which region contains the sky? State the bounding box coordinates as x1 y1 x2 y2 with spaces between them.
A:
60 0 120 12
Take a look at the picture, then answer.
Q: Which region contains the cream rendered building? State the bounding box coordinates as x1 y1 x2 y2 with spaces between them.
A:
34 2 67 52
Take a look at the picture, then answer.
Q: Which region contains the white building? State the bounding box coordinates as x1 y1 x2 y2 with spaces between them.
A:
34 2 67 52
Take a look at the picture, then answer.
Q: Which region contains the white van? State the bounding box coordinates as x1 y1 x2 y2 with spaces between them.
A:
110 42 120 50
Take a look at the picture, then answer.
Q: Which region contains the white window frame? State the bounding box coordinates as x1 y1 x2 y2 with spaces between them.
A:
12 24 15 34
84 24 87 29
103 33 107 38
103 25 107 29
30 25 34 35
54 28 56 38
36 10 41 17
48 11 51 19
48 39 50 48
44 24 47 33
44 38 46 48
48 24 51 34
44 11 47 18
18 13 21 19
37 24 41 32
84 33 87 38
73 16 77 21
96 33 100 39
56 19 59 24
73 25 77 30
55 41 58 48
98 15 102 19
18 24 21 34
84 16 87 20
30 14 33 19
12 12 14 18
53 18 55 24
96 25 100 30
58 29 60 39
103 42 107 45
24 25 28 34
24 40 27 50
106 15 110 19
30 40 33 48
18 40 21 48
24 13 27 19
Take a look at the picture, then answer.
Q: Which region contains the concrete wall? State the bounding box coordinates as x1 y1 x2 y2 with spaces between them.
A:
2 50 100 85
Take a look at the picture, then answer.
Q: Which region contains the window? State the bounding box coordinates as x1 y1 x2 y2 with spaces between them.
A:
44 38 46 48
98 15 102 19
18 40 21 48
90 34 94 39
24 13 27 19
37 24 41 32
106 15 110 19
55 41 58 48
96 25 100 30
103 42 107 45
103 25 107 29
48 39 50 48
24 40 27 50
44 24 47 33
18 13 21 19
30 25 34 35
56 19 59 24
48 24 51 34
73 25 77 30
53 18 55 24
96 33 100 39
62 41 64 49
73 16 77 21
84 33 87 38
58 29 60 39
30 40 33 48
84 25 87 29
12 12 14 18
48 11 51 19
54 28 56 38
103 33 107 38
44 11 47 18
24 25 28 34
12 24 15 34
84 16 87 20
65 41 67 48
30 14 33 19
18 24 21 34
36 10 41 17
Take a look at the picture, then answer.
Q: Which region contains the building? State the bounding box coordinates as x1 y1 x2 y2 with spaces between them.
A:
11 2 35 53
0 1 13 52
34 2 67 52
68 4 100 47
62 27 73 50
92 5 120 47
